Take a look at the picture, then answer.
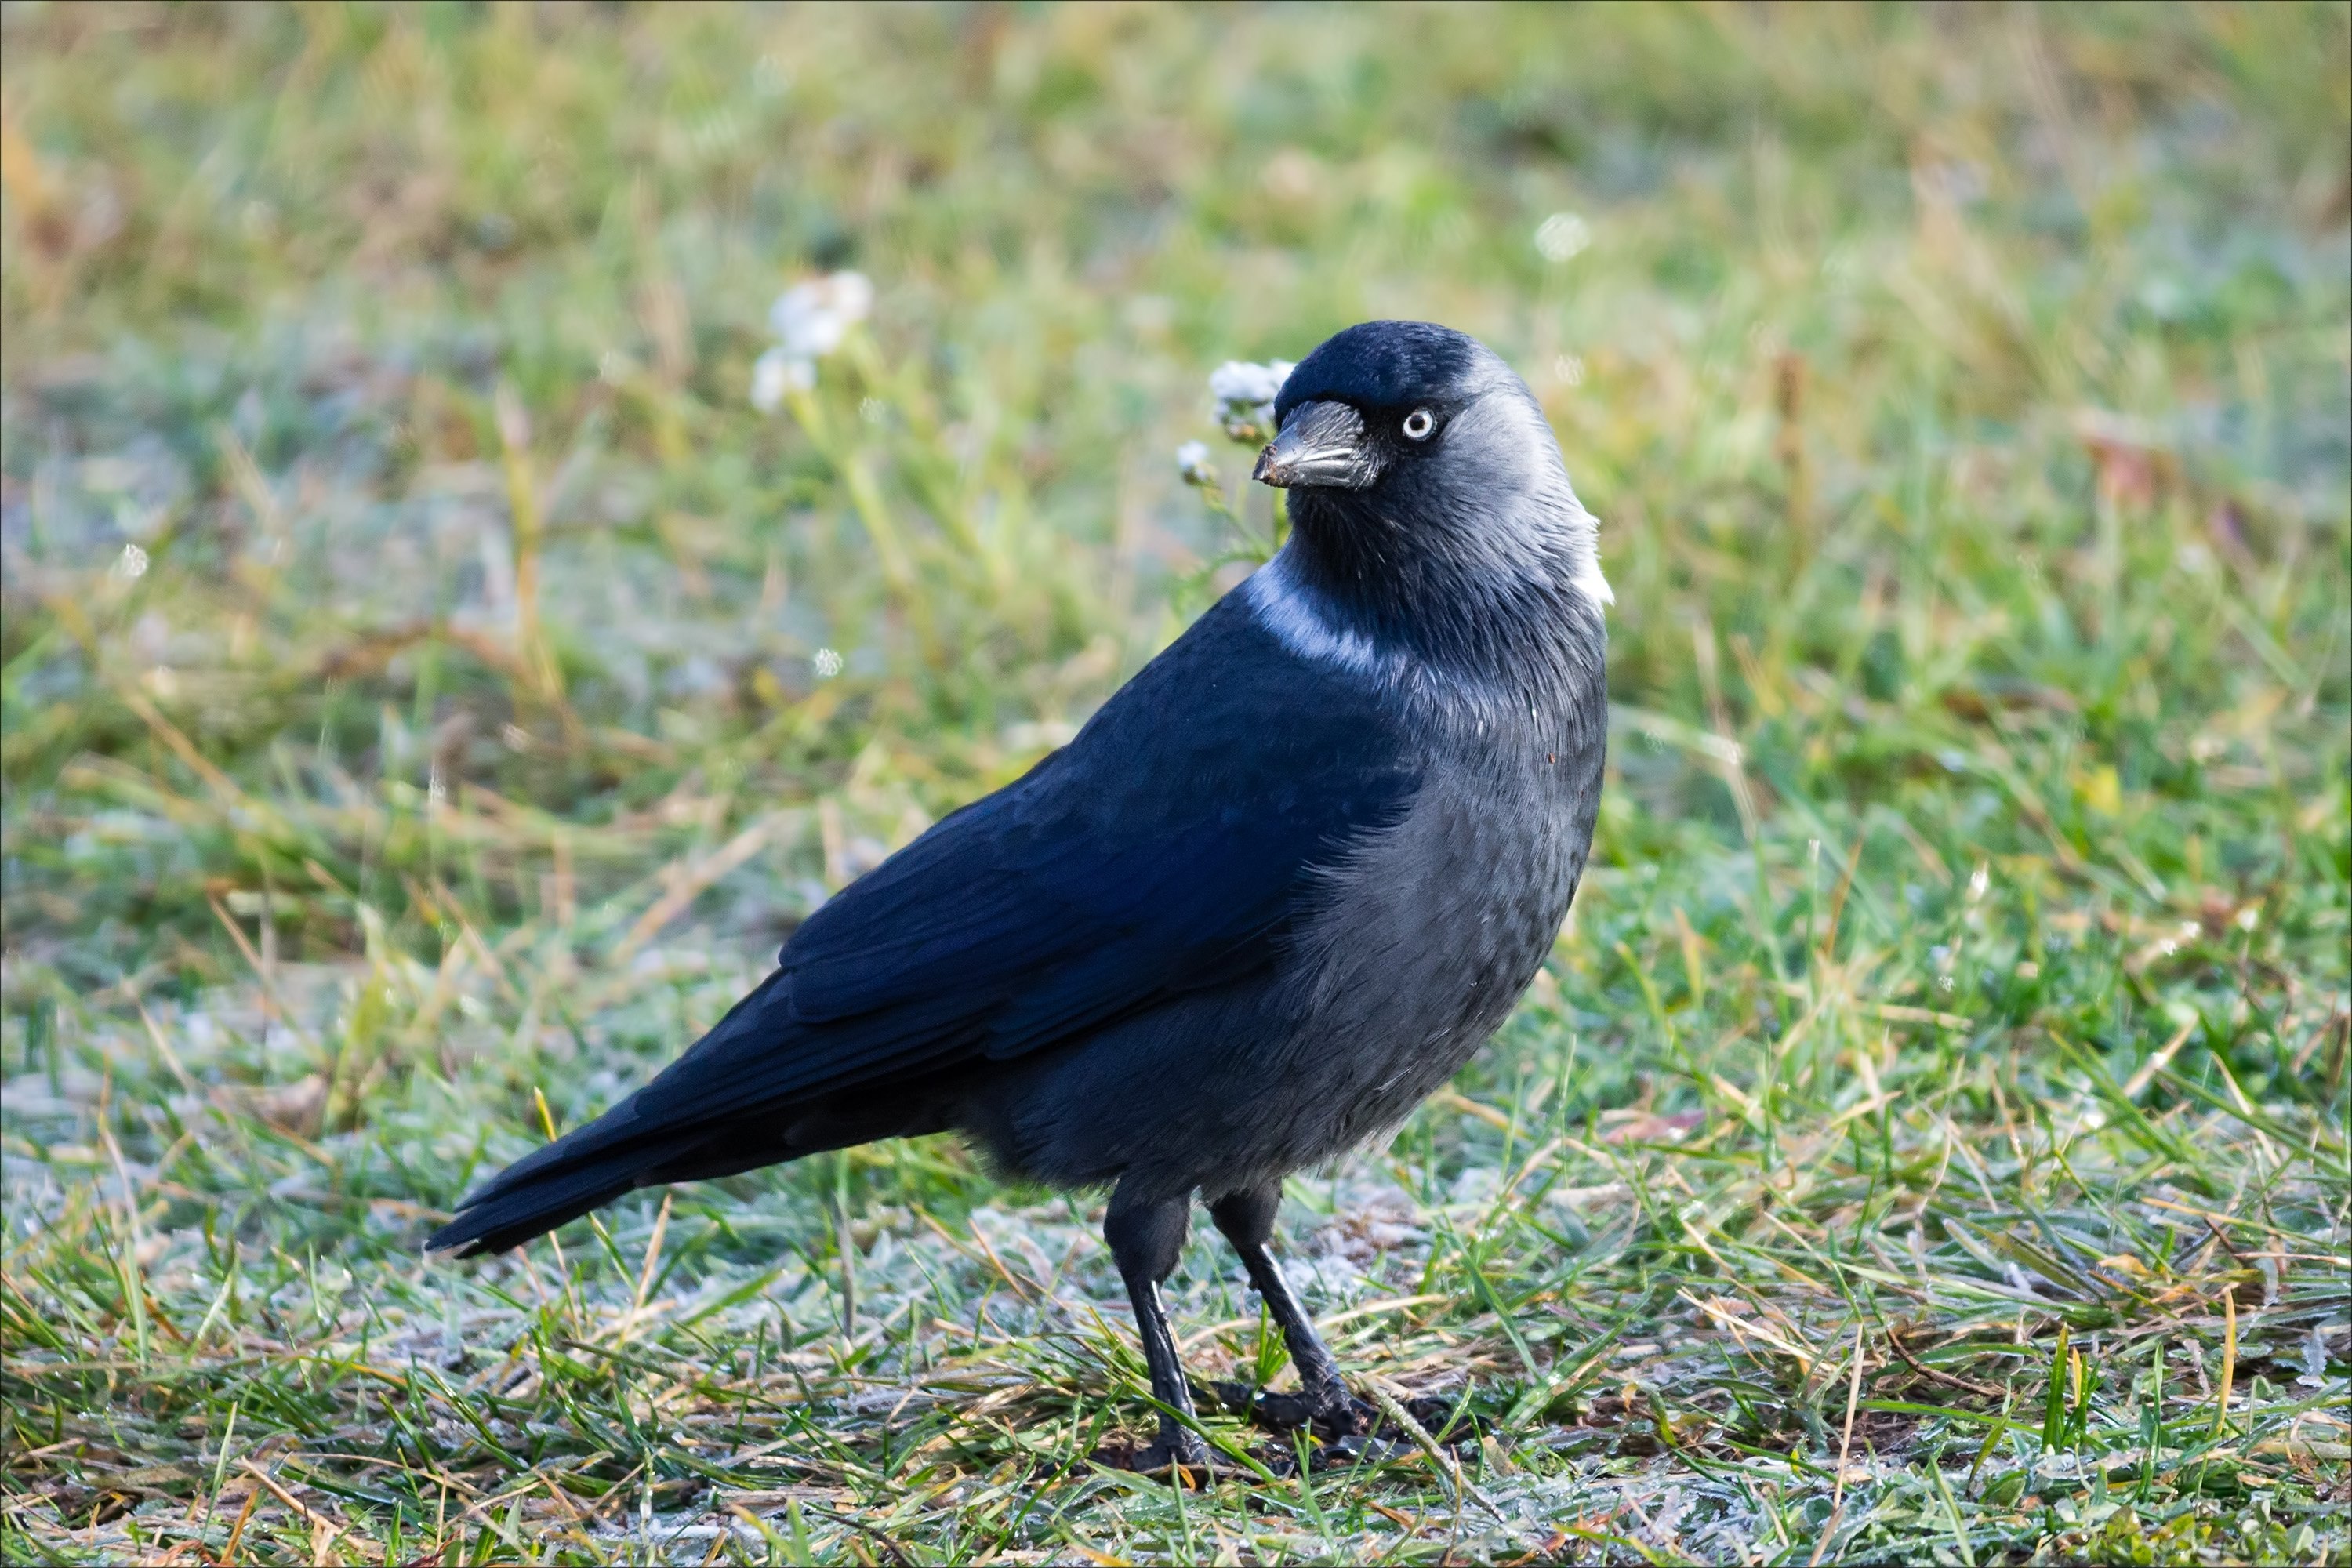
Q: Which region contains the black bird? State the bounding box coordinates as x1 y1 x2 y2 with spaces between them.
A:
429 321 1611 1468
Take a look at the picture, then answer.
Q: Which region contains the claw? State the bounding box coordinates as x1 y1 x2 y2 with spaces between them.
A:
1109 1430 1213 1483
1213 1381 1376 1439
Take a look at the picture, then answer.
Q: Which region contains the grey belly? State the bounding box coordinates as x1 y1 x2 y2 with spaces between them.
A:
964 760 1594 1201
1263 768 1590 1163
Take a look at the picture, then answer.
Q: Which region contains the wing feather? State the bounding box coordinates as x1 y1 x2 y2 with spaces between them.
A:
626 594 1417 1125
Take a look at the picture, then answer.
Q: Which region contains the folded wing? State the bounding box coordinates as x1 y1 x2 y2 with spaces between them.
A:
644 598 1419 1116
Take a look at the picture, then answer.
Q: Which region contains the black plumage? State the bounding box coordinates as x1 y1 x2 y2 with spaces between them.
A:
429 320 1611 1467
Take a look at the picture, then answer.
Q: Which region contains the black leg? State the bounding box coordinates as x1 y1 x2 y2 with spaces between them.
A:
1102 1181 1208 1470
1209 1181 1368 1434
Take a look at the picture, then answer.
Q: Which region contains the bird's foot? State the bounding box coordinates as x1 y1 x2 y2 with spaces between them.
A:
1305 1388 1377 1439
1211 1381 1377 1440
1102 1423 1213 1481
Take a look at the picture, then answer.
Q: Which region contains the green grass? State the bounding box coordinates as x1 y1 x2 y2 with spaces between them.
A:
2 3 2347 1562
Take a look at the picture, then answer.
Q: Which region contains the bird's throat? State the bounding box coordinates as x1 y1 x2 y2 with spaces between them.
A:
1278 495 1599 691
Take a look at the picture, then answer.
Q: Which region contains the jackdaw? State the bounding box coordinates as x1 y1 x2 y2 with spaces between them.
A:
428 320 1611 1468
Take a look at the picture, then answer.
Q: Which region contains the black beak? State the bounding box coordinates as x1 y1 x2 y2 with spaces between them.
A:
1253 401 1376 491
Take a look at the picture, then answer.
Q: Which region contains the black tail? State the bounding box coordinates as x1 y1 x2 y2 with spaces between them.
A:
427 969 953 1256
426 1094 710 1256
428 971 798 1257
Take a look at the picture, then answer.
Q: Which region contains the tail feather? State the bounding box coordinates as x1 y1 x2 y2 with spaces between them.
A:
427 1162 652 1257
428 1094 709 1256
428 971 800 1257
427 967 961 1258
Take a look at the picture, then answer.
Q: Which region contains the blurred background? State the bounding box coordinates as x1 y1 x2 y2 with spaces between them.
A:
2 5 2347 1562
5 2 2342 1000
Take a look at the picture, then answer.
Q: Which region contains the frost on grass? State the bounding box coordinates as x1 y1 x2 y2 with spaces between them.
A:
6 901 2348 1563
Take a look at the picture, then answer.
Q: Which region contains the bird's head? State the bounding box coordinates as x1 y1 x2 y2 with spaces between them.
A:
1250 321 1610 662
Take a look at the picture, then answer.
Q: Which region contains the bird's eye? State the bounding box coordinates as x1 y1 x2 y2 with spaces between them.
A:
1401 408 1435 441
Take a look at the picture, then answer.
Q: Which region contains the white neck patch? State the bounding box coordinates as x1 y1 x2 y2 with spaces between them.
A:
1243 553 1397 678
1573 557 1615 607
1246 536 1610 684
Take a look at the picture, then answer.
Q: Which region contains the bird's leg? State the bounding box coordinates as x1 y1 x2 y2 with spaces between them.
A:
1209 1182 1369 1435
1102 1182 1209 1471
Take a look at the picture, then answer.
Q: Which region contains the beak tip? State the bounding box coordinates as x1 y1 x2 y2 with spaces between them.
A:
1248 399 1370 492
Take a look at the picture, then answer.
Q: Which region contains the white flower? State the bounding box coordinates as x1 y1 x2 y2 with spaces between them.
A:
754 271 873 408
1534 211 1591 263
1175 440 1215 485
750 347 815 412
769 270 872 358
1209 358 1294 439
113 542 148 579
1208 360 1292 407
811 647 844 678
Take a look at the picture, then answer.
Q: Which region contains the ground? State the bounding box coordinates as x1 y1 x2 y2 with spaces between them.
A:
2 5 2347 1563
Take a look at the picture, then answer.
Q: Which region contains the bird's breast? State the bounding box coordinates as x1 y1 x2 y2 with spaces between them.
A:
1276 708 1602 1125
